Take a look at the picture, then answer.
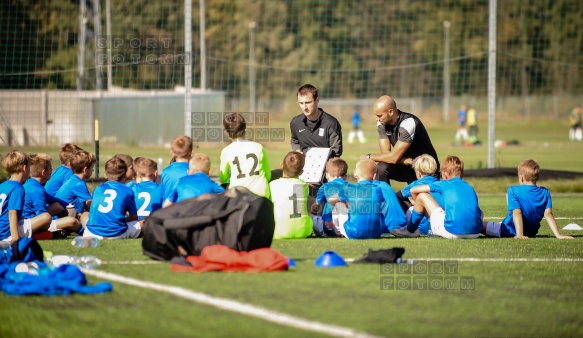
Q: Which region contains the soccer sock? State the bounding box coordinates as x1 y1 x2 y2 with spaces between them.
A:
407 210 424 232
48 221 58 232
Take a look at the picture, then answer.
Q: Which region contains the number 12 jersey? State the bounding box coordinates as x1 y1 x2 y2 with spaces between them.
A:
219 139 271 199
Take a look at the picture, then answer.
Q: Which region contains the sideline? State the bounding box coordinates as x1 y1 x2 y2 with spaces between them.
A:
83 269 383 338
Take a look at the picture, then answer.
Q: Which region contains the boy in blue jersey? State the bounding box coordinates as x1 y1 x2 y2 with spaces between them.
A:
45 143 82 198
131 157 163 221
313 158 349 237
113 154 136 189
336 159 385 239
55 150 95 227
373 179 406 233
84 158 139 239
0 151 49 243
393 155 482 239
23 153 81 235
399 154 439 235
164 153 224 206
483 159 573 239
161 135 192 202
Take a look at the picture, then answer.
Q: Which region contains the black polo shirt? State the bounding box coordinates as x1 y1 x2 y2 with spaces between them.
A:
290 108 343 157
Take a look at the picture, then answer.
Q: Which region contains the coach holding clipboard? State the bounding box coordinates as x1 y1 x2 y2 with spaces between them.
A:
362 95 439 186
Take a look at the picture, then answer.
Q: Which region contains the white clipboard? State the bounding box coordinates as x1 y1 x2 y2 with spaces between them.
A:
299 147 332 184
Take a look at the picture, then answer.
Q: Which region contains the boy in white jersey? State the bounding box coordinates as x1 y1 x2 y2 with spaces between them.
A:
270 152 313 239
219 112 271 199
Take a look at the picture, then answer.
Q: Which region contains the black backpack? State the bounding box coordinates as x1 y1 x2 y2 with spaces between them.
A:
142 187 275 261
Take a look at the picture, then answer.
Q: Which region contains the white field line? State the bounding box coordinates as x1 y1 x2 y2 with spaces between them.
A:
343 257 583 263
82 269 383 338
102 261 164 265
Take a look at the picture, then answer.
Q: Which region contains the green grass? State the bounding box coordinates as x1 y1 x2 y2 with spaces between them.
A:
1 195 582 337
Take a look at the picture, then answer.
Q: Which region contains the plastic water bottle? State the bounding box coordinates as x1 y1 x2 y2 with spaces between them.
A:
66 204 77 218
14 262 41 275
46 255 102 269
71 236 101 248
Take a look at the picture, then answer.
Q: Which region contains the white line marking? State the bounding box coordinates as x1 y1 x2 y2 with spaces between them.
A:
102 261 164 265
345 258 583 263
82 269 383 338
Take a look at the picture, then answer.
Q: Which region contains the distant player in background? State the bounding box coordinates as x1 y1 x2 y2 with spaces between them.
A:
569 106 582 141
455 104 469 144
467 107 479 144
348 107 366 144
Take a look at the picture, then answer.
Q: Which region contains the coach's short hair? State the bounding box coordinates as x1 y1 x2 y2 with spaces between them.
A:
326 158 348 178
171 135 193 159
189 153 211 173
297 84 318 100
282 152 304 178
134 157 157 178
70 150 96 174
1 150 30 174
518 159 540 183
29 153 52 177
59 143 82 165
105 158 127 182
413 154 437 177
223 112 246 139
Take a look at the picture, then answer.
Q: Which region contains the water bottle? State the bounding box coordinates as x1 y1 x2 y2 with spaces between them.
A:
71 236 101 248
14 262 41 275
46 255 102 269
66 204 77 219
427 230 438 238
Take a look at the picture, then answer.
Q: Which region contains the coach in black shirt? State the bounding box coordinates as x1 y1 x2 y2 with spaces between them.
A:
363 95 439 186
290 84 343 158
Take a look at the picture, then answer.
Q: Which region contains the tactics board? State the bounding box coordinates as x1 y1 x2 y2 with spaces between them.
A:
299 147 332 184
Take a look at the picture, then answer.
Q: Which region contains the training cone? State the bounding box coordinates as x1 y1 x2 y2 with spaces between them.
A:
315 251 347 268
287 257 297 267
562 223 583 230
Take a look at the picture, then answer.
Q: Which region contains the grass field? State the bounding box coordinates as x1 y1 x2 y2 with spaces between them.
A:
1 119 582 337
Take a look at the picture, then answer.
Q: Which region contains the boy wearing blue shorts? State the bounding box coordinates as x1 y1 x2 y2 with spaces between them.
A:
0 151 50 243
45 143 81 198
483 159 573 240
131 157 163 220
164 153 224 206
55 150 95 228
399 154 439 235
337 159 385 239
220 112 271 199
161 135 193 202
84 158 139 239
23 153 81 235
393 155 482 239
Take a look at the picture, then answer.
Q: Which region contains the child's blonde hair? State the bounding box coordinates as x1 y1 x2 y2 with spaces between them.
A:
134 157 158 178
325 158 348 178
29 153 52 177
354 159 376 181
518 159 540 183
171 135 193 159
413 154 437 176
440 155 464 178
189 153 211 173
1 150 29 174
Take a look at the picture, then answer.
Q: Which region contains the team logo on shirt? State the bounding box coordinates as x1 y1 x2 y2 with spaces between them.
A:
319 128 324 137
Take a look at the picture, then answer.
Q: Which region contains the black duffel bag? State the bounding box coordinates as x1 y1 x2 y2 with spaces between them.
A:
142 187 275 261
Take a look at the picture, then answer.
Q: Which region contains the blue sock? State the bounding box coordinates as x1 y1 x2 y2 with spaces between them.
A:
407 210 424 232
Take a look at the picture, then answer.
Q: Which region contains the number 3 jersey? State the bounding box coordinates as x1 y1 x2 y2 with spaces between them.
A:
269 177 313 239
87 180 137 237
219 139 271 199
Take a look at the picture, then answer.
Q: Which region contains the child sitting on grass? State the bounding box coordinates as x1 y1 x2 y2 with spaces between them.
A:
164 153 224 206
337 159 385 239
313 157 349 237
270 152 313 239
45 143 82 198
483 159 573 240
161 135 193 203
399 154 439 236
392 155 482 239
131 157 163 220
84 158 139 239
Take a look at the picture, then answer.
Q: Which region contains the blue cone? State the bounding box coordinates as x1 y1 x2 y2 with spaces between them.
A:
287 257 297 267
315 251 347 268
